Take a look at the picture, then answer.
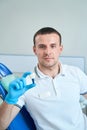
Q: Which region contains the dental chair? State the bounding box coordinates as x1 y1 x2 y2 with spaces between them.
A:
0 63 36 130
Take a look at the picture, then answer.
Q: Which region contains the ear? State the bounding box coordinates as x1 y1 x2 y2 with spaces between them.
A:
59 45 63 54
33 46 37 55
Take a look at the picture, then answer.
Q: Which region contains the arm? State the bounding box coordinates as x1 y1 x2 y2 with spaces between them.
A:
0 102 20 130
0 72 36 130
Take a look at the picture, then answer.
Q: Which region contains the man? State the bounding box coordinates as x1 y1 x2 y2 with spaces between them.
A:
0 27 87 130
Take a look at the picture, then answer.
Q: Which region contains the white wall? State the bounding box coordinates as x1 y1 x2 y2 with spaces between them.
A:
0 0 87 73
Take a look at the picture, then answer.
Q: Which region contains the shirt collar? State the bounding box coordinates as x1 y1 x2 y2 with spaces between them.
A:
59 64 66 76
34 66 49 78
34 63 66 78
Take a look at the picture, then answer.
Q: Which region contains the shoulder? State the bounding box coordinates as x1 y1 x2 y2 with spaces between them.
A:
62 64 80 71
61 64 85 76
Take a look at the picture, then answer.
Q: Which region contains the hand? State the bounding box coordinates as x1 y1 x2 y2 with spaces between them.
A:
5 73 36 104
22 71 35 84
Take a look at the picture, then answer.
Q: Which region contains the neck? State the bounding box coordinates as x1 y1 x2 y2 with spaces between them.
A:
38 63 60 78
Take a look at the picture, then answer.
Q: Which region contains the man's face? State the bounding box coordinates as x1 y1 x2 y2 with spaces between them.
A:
33 33 63 69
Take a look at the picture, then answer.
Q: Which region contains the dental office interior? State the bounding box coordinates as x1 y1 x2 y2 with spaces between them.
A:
0 0 87 124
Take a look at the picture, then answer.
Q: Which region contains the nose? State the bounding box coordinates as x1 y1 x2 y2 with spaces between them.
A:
44 47 51 55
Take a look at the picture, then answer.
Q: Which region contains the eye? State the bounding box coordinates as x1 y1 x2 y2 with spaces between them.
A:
51 44 56 48
38 44 46 49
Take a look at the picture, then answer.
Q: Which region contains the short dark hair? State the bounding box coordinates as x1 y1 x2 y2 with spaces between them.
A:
33 27 62 45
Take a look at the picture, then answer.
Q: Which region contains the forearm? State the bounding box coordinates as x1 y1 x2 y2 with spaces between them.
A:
0 102 20 130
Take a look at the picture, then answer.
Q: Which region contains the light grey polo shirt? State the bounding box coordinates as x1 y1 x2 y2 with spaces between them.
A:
17 64 87 130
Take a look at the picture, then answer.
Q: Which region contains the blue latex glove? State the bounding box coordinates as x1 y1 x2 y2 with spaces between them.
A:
22 72 32 78
5 75 36 104
22 71 35 84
